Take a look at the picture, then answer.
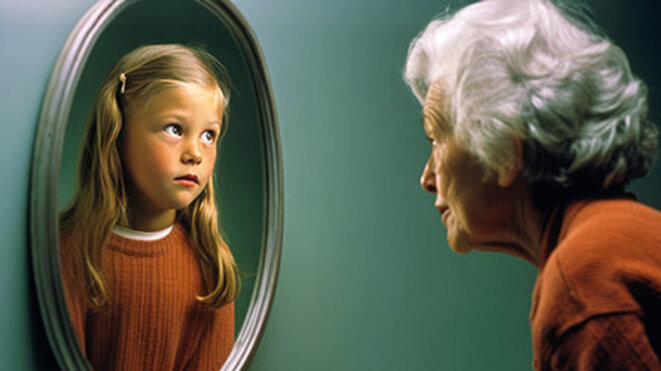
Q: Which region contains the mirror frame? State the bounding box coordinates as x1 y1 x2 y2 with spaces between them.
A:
29 0 283 370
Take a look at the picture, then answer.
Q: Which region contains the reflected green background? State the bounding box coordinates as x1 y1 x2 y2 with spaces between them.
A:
1 0 660 370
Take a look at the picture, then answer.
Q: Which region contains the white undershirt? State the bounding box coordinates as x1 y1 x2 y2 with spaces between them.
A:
112 224 175 241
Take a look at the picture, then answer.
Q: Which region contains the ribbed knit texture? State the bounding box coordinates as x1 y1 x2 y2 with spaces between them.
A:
61 224 234 371
531 198 661 370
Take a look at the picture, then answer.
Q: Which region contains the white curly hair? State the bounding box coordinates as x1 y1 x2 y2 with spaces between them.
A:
405 0 657 199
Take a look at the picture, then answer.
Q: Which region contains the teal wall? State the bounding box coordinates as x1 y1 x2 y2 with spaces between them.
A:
1 1 659 371
1 1 96 369
239 1 661 370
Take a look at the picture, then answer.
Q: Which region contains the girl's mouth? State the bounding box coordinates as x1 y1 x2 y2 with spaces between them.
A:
175 174 199 185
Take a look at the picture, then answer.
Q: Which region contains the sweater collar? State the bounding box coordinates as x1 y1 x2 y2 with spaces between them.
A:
112 224 175 241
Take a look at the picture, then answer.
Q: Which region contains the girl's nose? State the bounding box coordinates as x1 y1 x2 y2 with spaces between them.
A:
182 140 202 164
420 161 437 194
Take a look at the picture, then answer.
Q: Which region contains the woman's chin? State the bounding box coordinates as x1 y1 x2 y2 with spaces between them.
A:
450 246 472 254
446 234 473 254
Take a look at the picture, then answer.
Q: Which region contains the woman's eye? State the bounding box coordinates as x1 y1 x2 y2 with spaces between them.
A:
201 130 216 144
164 124 183 137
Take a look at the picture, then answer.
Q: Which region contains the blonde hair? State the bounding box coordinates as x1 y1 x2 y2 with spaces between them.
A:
60 44 239 308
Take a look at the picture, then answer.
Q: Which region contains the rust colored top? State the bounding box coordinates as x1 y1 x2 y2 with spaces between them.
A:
61 224 234 371
531 198 661 370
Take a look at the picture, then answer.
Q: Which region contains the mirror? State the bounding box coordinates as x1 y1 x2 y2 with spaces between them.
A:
30 0 282 370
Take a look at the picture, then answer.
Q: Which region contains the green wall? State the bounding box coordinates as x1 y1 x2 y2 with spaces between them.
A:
238 0 661 370
0 1 95 369
1 1 659 370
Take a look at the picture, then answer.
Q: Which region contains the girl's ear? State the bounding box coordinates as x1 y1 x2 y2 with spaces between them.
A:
497 138 522 187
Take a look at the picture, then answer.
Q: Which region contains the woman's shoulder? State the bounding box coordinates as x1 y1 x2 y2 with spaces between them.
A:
558 197 661 255
553 197 661 269
533 198 661 365
542 197 661 316
565 196 660 225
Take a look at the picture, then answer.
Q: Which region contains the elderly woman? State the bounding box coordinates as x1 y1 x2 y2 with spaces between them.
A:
405 0 661 370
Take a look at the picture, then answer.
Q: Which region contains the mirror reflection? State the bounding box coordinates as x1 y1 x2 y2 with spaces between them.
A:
55 0 266 369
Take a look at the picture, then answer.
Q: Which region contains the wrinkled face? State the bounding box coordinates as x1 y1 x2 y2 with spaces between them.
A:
121 85 223 221
420 84 514 254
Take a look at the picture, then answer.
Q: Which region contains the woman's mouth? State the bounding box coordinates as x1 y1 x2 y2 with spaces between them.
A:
441 209 451 226
437 205 450 225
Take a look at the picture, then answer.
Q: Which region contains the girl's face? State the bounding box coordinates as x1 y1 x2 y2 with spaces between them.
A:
121 84 223 230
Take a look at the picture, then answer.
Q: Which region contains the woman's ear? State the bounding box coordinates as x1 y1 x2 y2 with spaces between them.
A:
497 138 522 187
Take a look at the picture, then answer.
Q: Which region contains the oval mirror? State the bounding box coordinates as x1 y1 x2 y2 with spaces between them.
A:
30 0 282 370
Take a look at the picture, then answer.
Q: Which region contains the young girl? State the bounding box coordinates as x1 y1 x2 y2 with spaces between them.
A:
59 44 240 371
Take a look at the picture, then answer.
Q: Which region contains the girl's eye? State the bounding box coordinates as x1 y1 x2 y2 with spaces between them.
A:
201 130 216 144
164 124 183 137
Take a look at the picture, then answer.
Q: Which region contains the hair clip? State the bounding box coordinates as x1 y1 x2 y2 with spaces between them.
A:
119 73 127 94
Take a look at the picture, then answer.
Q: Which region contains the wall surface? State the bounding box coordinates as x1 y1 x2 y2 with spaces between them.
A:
238 0 661 370
1 0 659 370
1 1 95 369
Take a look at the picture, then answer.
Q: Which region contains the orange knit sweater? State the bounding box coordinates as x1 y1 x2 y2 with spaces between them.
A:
60 224 234 371
531 198 661 370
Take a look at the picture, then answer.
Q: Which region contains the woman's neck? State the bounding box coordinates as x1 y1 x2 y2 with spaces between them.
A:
496 177 552 266
515 197 550 266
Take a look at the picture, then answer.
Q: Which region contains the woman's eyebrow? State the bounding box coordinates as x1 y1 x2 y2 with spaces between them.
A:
422 116 438 138
422 122 433 142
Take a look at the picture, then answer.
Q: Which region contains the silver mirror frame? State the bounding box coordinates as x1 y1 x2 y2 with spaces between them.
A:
29 1 283 370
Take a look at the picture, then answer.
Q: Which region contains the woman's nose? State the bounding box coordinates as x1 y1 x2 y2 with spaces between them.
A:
420 161 437 194
182 140 202 164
